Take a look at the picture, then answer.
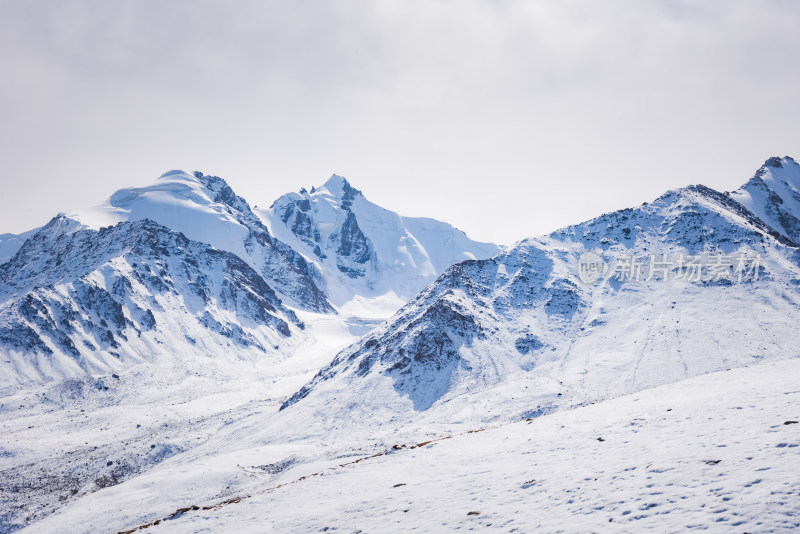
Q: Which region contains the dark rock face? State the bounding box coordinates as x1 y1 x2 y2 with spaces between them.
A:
514 334 545 355
0 320 52 355
340 179 361 209
275 196 326 259
272 177 375 279
765 156 784 168
380 299 480 410
335 211 372 278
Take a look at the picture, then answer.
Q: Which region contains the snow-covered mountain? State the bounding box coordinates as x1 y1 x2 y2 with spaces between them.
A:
0 215 310 393
0 170 500 393
0 170 351 393
261 175 502 317
67 170 333 313
4 158 800 534
280 157 800 430
0 170 503 532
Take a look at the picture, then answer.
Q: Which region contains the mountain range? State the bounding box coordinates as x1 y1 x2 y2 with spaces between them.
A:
0 170 498 393
2 156 799 533
278 157 800 435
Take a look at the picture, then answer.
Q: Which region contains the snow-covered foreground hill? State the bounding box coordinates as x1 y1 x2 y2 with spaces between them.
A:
28 358 800 533
0 308 364 532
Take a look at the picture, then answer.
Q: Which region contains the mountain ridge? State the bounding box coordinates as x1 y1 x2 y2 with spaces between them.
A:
0 170 501 391
279 156 800 431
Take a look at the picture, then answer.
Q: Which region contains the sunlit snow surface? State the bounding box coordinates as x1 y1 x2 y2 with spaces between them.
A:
67 170 251 254
26 359 800 533
0 310 362 532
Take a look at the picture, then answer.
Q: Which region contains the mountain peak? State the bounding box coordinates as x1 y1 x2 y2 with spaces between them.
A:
158 169 196 181
762 156 798 170
154 170 238 198
723 155 800 245
753 156 799 179
59 170 332 313
748 156 800 187
323 173 349 189
320 174 362 200
262 174 501 313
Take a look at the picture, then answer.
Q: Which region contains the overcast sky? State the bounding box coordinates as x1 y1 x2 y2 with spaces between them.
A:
1 0 799 245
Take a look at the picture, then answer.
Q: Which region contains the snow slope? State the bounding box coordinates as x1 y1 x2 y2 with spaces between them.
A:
28 359 800 533
261 175 502 317
0 309 360 534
